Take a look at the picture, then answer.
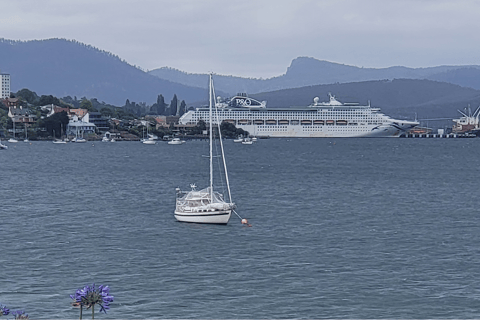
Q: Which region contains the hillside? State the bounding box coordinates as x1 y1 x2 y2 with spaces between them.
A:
149 57 480 95
0 38 207 106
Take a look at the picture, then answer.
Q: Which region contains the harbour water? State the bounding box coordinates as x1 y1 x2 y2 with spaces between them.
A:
1 138 480 318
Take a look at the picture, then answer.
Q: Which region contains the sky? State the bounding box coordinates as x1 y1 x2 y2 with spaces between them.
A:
2 0 480 78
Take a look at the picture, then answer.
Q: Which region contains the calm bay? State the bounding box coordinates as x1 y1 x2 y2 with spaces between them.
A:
1 138 480 318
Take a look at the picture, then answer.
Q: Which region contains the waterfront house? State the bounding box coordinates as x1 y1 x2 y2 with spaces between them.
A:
66 114 96 136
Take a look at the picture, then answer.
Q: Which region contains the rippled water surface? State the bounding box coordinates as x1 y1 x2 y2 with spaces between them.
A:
1 138 480 319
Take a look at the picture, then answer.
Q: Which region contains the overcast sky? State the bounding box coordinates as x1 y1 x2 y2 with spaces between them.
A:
2 0 480 78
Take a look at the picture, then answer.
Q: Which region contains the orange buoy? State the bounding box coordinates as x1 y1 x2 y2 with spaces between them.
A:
241 219 252 227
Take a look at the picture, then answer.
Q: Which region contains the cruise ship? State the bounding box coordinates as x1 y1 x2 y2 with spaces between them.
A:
179 93 419 138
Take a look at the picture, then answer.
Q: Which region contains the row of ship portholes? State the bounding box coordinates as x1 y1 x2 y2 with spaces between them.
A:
223 120 355 126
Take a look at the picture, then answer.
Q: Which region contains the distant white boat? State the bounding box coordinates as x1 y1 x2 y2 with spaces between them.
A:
9 120 18 143
174 74 236 224
241 137 254 145
53 129 67 144
168 137 186 145
102 136 110 142
0 141 7 149
233 137 243 143
24 123 29 143
142 139 156 145
72 137 87 143
72 126 87 143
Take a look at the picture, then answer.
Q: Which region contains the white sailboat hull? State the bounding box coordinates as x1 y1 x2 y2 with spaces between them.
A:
174 209 232 224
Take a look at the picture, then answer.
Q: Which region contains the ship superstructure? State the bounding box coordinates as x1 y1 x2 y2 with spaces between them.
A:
452 106 480 133
179 93 419 138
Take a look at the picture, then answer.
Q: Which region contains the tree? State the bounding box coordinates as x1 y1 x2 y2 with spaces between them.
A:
37 95 61 107
100 107 113 118
178 100 187 116
151 94 167 115
220 121 247 138
190 120 207 135
39 111 70 137
80 98 97 112
15 88 39 105
169 94 178 116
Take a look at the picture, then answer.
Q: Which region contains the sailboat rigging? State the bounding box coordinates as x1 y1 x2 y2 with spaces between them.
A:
174 74 236 224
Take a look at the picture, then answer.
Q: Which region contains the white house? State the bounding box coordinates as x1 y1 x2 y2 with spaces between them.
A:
66 114 96 136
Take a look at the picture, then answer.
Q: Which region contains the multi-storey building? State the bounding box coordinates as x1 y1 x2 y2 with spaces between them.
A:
1 70 11 99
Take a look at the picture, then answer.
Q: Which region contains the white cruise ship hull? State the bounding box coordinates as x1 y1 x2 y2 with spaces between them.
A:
236 123 406 138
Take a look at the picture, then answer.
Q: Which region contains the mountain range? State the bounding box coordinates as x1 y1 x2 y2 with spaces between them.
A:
1 38 480 123
149 57 480 95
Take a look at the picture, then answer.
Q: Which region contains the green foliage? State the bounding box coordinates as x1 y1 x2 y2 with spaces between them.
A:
15 88 39 105
149 94 167 115
189 120 206 135
169 94 178 116
37 95 61 107
100 107 113 118
178 100 187 116
114 108 135 120
220 121 248 138
62 96 80 108
39 111 69 137
80 98 97 112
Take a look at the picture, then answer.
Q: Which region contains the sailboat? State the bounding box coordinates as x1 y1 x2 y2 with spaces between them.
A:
53 129 67 144
24 123 29 143
174 74 236 224
72 126 87 143
142 121 156 144
8 120 18 143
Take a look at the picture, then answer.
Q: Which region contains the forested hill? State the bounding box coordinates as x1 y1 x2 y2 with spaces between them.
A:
0 38 206 106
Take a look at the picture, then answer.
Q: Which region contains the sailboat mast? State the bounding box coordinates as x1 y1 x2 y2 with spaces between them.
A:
212 84 233 204
209 74 214 202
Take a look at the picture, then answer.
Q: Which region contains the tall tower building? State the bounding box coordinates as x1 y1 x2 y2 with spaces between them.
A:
1 70 11 99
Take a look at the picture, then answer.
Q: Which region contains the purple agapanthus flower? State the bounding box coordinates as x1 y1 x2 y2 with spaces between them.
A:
70 283 114 316
11 310 28 319
0 304 9 316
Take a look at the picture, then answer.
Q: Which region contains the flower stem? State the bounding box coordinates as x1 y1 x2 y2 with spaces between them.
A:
91 304 94 320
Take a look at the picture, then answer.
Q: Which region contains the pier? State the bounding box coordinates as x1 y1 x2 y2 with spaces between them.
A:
401 133 477 138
